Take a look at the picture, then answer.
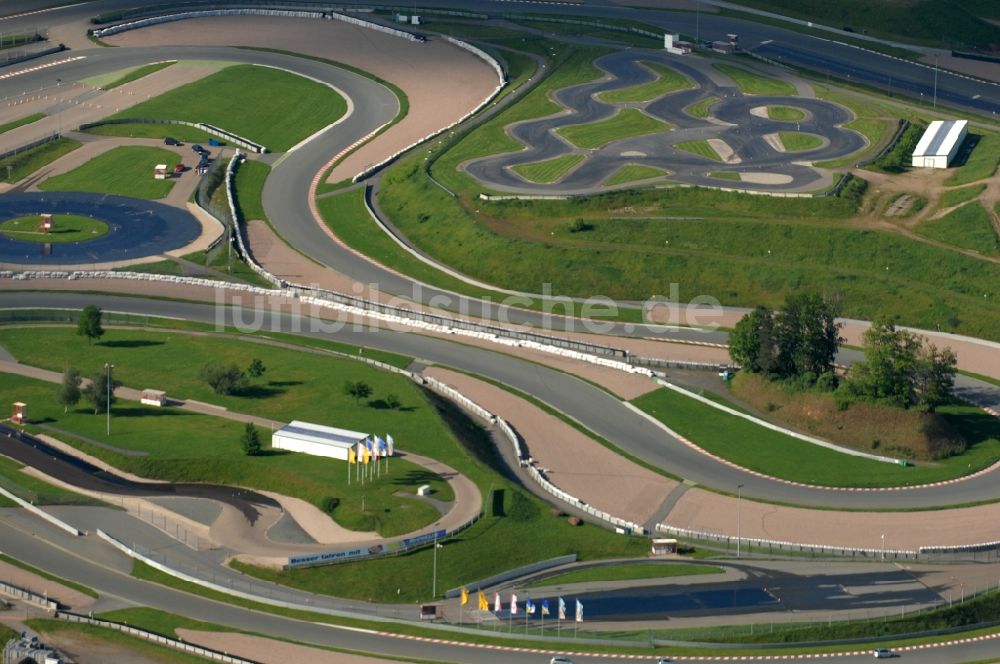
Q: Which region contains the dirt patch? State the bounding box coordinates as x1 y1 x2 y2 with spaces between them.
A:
883 193 919 218
707 138 739 163
0 560 94 611
739 172 793 185
33 628 176 664
177 630 397 664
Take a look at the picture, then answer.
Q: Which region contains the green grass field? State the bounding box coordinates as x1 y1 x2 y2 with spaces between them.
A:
685 97 720 119
107 64 346 151
778 132 824 152
714 64 797 96
0 553 98 597
938 183 986 209
710 171 741 181
84 123 215 143
100 61 175 90
25 619 209 664
0 137 80 184
0 112 44 135
598 61 693 103
526 562 723 588
812 85 899 168
512 154 585 183
604 164 668 186
0 214 108 244
557 109 671 149
946 134 1000 186
632 387 1000 487
39 146 177 199
916 202 999 255
767 106 805 121
512 19 661 48
675 139 722 161
233 158 270 223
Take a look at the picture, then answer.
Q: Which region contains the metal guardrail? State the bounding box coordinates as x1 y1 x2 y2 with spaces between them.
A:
78 118 266 153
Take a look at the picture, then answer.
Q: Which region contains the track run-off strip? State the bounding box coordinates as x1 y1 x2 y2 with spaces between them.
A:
0 56 86 80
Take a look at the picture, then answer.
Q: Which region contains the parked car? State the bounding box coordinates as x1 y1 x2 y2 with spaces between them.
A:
549 657 576 664
656 659 675 664
163 136 181 146
873 648 896 659
192 144 206 154
173 163 185 174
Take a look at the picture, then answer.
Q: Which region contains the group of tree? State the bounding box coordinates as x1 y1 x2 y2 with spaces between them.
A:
729 293 842 383
842 317 957 412
343 380 401 409
200 358 267 396
730 294 956 411
56 366 121 414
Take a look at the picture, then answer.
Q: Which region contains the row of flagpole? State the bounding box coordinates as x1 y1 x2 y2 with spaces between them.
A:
461 587 583 635
348 433 394 485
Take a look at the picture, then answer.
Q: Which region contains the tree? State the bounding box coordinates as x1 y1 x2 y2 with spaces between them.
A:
385 393 401 410
914 343 957 412
200 363 247 395
76 305 104 345
729 306 776 373
246 358 266 379
83 370 120 415
241 422 262 456
56 367 82 413
344 380 372 405
774 293 841 379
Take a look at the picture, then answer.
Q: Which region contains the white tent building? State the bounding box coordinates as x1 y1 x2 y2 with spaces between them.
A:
271 421 369 460
911 120 968 168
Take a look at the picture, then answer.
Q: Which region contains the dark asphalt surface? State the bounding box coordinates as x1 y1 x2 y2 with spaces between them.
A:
0 192 201 265
0 425 278 524
466 51 863 193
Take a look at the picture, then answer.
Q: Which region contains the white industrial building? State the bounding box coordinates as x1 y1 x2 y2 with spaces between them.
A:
911 119 968 168
271 421 369 460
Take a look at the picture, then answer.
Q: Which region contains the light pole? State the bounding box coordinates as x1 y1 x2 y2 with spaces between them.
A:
105 363 114 435
932 55 939 109
431 533 442 599
736 483 744 558
881 533 885 560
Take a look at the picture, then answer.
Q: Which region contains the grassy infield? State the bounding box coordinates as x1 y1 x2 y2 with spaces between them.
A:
39 146 179 199
0 214 108 244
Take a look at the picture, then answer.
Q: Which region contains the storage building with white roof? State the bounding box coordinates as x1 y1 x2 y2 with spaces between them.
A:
911 120 968 168
271 421 369 460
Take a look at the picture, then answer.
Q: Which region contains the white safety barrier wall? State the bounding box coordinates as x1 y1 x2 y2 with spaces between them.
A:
1 270 276 294
226 153 285 288
57 611 258 664
92 9 325 38
655 379 902 465
327 11 424 42
78 119 266 153
351 36 507 182
421 376 645 535
0 581 58 611
0 485 81 537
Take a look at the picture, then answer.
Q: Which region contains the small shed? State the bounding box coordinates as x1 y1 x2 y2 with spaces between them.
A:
417 484 432 496
154 164 168 179
651 538 679 555
271 420 369 460
912 119 968 168
140 389 167 407
39 213 52 234
11 401 26 425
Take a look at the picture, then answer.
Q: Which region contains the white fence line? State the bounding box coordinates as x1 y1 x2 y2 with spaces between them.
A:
326 11 424 42
226 153 285 288
0 580 58 611
0 485 81 537
657 524 918 559
79 118 266 153
92 9 325 38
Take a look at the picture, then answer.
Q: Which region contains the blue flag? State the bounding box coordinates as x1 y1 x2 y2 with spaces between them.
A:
541 599 550 616
558 597 566 620
526 598 535 615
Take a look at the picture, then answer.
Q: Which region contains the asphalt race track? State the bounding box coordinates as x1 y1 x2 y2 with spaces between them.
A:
0 192 201 264
466 52 864 194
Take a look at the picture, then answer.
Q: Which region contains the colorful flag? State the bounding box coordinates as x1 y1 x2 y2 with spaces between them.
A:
460 587 469 606
494 592 501 613
478 590 489 611
386 433 394 456
510 593 518 615
526 598 535 615
362 443 371 464
356 441 365 463
348 447 356 464
558 597 566 621
541 599 550 616
575 599 583 623
375 435 387 456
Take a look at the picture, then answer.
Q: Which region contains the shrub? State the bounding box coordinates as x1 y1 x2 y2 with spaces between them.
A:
321 496 340 514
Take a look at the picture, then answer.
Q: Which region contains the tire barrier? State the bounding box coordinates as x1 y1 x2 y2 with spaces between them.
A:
78 118 267 154
327 11 424 43
91 9 326 38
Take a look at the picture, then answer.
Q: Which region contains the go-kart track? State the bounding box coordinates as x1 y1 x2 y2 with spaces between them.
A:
1 2 1000 663
466 51 864 194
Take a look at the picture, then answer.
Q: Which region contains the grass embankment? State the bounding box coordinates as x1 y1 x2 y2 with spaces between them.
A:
604 164 669 186
713 63 797 96
99 61 175 90
868 121 925 173
526 562 723 588
0 455 104 508
232 159 270 223
39 146 178 199
710 171 741 181
0 112 44 135
685 97 720 119
557 108 671 149
0 327 461 537
767 106 805 121
0 137 80 184
939 183 986 209
598 61 693 103
675 139 722 161
916 202 999 255
106 64 346 151
777 132 824 152
84 123 215 143
812 85 899 168
719 0 1000 49
25 619 209 664
0 214 108 244
946 134 1000 186
632 383 1000 487
0 553 98 598
512 154 584 183
511 19 661 48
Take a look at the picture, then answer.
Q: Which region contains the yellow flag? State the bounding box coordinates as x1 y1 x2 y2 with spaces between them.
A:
478 590 488 611
348 447 356 464
460 587 469 606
